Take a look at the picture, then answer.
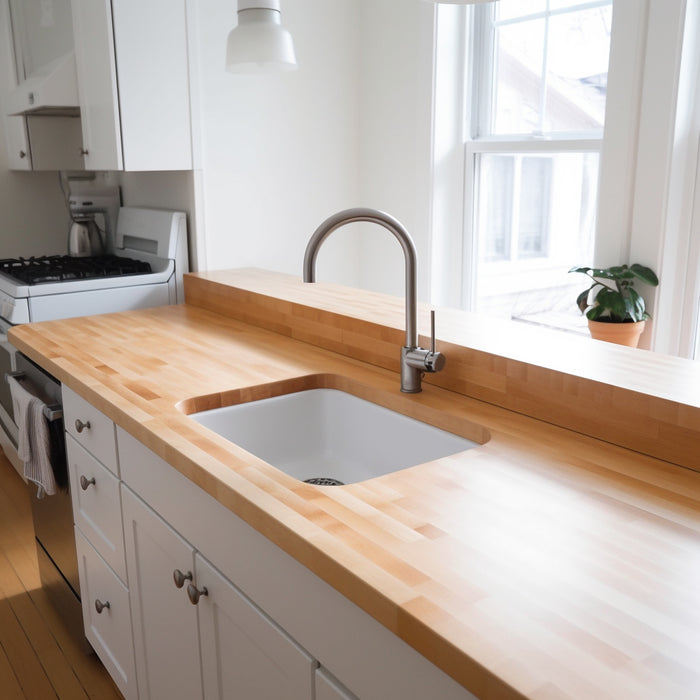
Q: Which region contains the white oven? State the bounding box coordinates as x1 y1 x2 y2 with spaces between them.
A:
0 206 188 472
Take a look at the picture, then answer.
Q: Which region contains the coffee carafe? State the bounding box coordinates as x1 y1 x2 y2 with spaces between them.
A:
68 216 104 257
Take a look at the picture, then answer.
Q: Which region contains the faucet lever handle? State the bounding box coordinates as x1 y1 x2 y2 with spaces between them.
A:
430 309 436 355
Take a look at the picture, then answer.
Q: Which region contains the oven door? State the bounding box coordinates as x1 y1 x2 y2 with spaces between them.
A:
0 318 20 470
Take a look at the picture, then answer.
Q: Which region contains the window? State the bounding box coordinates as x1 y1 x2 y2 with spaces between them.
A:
464 0 612 331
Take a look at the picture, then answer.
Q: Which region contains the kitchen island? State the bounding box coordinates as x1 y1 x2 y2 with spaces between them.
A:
9 269 700 700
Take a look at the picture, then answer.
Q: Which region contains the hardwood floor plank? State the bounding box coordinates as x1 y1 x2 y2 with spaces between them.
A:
0 596 57 699
0 642 25 700
0 451 123 699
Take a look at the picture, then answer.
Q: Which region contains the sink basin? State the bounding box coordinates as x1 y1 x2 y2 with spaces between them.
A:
189 387 480 484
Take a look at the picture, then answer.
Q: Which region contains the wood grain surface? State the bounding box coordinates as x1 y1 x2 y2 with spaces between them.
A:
185 269 700 472
8 270 700 700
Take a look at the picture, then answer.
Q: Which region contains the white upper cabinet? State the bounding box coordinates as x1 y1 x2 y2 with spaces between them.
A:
71 0 193 171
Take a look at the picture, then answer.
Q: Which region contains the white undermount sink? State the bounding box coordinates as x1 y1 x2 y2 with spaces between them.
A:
189 388 480 485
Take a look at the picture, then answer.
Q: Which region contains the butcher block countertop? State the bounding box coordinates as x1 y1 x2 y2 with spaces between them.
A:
9 269 700 700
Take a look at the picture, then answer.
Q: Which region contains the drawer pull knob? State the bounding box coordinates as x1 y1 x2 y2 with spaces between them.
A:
79 475 96 490
173 569 193 589
187 583 208 605
75 419 91 433
95 599 110 614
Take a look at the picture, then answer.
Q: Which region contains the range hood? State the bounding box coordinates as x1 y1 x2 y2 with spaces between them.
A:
6 51 80 117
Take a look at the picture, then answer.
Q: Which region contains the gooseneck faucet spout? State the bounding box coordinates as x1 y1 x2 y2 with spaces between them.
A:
303 207 445 393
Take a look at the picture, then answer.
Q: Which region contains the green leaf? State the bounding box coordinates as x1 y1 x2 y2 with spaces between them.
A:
596 287 627 320
569 266 591 275
627 287 647 321
586 304 605 320
575 288 590 313
629 264 659 286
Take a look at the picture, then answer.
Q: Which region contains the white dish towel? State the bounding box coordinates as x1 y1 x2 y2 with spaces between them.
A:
8 376 57 498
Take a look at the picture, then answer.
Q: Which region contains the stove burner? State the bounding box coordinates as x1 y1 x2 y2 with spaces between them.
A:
0 255 152 285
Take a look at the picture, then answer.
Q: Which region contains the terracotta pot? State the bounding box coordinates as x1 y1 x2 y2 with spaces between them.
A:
587 319 646 348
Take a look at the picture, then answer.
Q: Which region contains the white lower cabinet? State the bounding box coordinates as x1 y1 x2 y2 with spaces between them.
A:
316 668 359 700
74 528 137 700
121 485 202 700
196 553 316 700
122 484 316 700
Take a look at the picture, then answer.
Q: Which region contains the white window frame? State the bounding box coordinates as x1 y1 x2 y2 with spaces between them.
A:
461 1 609 312
431 0 700 357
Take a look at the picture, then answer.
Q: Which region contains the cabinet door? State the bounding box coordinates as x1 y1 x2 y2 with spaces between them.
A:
71 0 123 170
67 434 126 581
122 485 203 700
4 116 31 170
316 668 359 700
75 528 137 700
196 553 316 700
111 0 192 171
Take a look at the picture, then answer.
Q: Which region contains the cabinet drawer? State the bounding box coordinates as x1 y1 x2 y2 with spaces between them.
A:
67 434 126 582
75 528 137 700
63 386 118 475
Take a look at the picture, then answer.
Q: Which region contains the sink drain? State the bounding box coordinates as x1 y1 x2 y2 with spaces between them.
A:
303 477 345 486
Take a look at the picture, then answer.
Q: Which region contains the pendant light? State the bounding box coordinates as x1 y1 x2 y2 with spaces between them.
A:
226 0 297 74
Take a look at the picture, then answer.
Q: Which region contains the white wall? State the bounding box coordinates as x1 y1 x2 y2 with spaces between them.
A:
355 0 435 302
191 0 362 288
190 0 436 298
0 0 74 258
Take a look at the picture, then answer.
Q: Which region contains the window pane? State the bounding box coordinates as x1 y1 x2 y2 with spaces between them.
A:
545 8 611 130
487 3 612 136
492 19 546 134
474 151 599 330
497 0 545 22
518 157 552 259
477 155 514 262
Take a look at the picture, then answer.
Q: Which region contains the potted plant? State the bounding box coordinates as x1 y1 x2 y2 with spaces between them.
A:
568 263 659 348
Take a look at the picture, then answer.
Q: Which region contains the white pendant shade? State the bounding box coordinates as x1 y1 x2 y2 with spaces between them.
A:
226 0 297 74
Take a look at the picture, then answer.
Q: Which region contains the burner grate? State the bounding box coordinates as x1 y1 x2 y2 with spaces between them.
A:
0 255 152 285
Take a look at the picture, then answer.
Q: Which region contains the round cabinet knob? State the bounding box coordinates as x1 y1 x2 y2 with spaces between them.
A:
79 475 96 490
173 569 193 589
187 583 208 605
80 147 89 156
95 599 110 614
75 419 91 434
19 150 26 159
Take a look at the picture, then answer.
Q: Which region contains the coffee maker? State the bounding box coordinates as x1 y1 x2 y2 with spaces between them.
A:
67 186 121 257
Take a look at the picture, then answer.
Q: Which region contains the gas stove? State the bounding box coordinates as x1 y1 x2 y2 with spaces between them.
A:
0 255 153 286
0 207 188 325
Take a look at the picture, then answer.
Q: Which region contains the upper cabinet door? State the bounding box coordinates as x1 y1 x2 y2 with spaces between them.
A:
71 0 123 170
4 116 32 170
70 0 192 172
111 0 192 171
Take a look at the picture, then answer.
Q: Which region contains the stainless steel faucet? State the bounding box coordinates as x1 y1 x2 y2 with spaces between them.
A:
303 207 445 393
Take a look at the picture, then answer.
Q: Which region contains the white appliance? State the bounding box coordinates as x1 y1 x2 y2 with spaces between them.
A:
0 206 189 470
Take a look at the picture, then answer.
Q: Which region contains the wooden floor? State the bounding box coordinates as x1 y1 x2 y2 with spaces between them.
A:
0 451 123 700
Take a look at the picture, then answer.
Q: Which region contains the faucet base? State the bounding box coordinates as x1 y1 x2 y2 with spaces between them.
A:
401 346 424 393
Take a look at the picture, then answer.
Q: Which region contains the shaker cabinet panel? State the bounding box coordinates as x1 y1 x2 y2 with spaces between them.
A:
121 484 203 700
70 0 123 170
75 528 137 700
66 434 126 581
63 385 119 476
111 0 192 171
316 668 360 700
70 0 192 171
4 116 32 170
196 553 316 700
